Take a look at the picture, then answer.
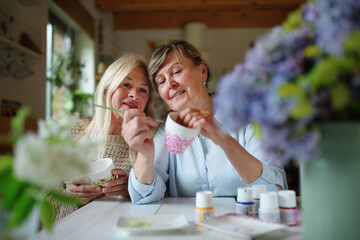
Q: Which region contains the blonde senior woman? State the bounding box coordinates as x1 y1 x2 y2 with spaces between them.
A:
56 53 155 219
122 40 288 204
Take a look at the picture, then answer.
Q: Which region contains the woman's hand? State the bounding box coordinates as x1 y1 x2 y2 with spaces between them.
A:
122 109 157 185
102 168 129 197
178 108 228 146
121 109 157 160
179 108 263 184
70 177 103 205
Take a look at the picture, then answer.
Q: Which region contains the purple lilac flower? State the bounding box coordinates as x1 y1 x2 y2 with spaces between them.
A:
314 0 360 56
214 22 315 163
214 71 252 131
303 3 318 22
215 0 360 164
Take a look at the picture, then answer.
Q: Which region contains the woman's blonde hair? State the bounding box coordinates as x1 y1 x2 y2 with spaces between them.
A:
82 53 154 158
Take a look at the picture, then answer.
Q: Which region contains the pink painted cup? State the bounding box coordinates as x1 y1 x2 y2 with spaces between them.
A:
165 112 200 154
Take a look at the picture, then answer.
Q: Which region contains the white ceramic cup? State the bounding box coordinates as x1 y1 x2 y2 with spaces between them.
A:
87 158 115 187
165 111 200 154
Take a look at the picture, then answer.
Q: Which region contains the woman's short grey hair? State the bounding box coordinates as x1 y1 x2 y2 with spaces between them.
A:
148 39 211 90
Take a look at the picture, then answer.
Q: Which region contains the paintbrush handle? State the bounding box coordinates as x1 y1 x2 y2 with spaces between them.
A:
93 104 163 123
93 104 125 113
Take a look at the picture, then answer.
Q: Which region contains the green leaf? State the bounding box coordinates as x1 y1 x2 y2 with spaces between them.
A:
7 191 36 228
40 199 55 231
9 106 31 144
251 123 263 138
0 158 29 211
290 97 313 119
48 190 81 206
278 82 302 98
282 8 303 31
344 30 360 59
0 165 12 192
295 75 311 89
71 89 93 98
309 57 357 91
64 97 74 111
304 44 322 58
1 176 28 210
331 83 350 110
278 82 312 119
0 155 12 176
309 58 337 90
71 89 84 95
47 47 84 88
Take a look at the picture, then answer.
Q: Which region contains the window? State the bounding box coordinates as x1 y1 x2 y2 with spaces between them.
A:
46 10 95 119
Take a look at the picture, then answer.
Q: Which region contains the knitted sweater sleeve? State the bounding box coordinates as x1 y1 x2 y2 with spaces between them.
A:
54 118 135 220
54 118 92 221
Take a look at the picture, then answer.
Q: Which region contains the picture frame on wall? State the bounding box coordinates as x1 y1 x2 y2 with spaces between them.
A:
1 99 22 117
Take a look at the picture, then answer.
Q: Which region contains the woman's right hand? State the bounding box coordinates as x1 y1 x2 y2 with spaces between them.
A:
122 109 157 185
121 109 157 159
69 177 103 205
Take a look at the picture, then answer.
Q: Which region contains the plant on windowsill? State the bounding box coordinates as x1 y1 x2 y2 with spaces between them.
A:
214 0 360 239
48 47 84 89
48 47 93 117
0 107 96 238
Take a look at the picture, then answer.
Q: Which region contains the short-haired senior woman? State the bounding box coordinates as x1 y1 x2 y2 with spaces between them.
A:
122 40 288 204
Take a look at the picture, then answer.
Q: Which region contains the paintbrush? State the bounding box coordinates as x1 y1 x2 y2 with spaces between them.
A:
93 104 163 123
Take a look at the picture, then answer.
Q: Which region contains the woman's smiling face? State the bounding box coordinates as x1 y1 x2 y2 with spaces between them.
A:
154 52 207 112
110 66 150 117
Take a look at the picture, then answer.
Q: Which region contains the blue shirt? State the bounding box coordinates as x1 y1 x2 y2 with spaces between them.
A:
128 115 288 204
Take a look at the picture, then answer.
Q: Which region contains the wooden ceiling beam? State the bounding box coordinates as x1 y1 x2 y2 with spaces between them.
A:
113 9 293 29
53 0 95 38
96 0 305 12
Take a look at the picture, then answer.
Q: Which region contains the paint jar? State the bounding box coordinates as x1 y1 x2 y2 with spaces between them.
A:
278 190 298 226
195 191 215 222
236 187 255 216
252 184 267 217
259 192 280 223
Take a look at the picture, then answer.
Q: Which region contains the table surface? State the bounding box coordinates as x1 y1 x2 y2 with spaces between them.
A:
36 197 302 240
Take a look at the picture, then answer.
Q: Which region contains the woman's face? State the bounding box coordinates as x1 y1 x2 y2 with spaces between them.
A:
154 52 207 112
110 67 150 118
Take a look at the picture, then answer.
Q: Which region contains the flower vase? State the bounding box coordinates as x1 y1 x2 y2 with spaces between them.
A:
300 123 360 240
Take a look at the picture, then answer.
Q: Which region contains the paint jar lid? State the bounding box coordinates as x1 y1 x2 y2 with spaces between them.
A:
260 192 279 209
278 190 296 208
196 191 213 208
252 184 267 198
237 187 253 203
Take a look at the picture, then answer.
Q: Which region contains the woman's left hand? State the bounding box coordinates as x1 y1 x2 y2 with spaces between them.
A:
178 108 227 146
102 168 129 197
180 108 264 184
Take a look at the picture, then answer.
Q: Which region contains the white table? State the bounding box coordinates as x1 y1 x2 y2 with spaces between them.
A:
36 197 302 239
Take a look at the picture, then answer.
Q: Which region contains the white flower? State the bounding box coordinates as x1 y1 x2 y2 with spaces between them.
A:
38 113 78 139
13 133 97 188
13 114 98 189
